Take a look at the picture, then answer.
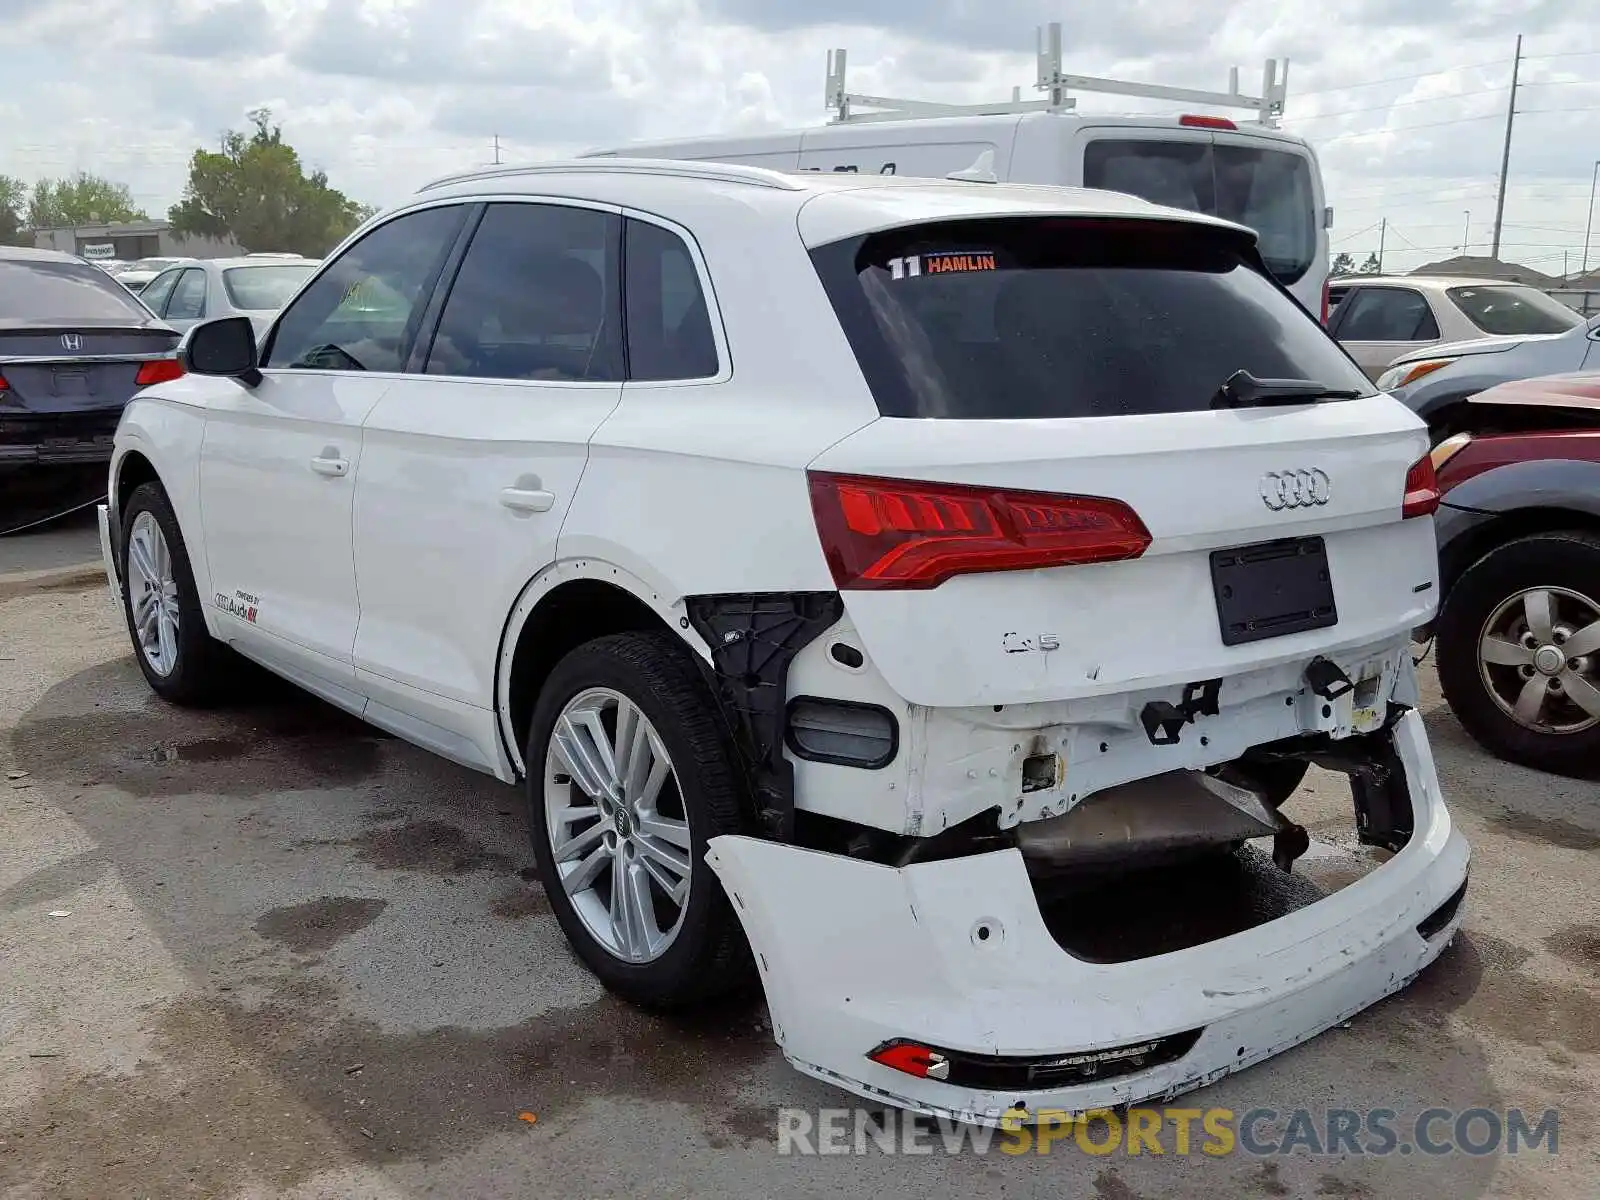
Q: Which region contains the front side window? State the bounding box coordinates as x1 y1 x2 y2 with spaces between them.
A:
1335 288 1439 342
809 215 1373 420
425 202 623 382
1083 139 1317 285
1446 285 1582 336
264 204 467 372
624 218 718 381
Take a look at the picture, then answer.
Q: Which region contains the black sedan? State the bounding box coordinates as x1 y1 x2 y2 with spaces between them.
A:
0 246 182 531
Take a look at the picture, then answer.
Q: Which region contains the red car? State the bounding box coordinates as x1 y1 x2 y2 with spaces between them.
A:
1430 373 1600 775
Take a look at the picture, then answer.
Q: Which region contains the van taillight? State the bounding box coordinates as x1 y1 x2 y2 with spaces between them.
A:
1321 281 1330 325
807 471 1152 590
1402 454 1440 519
1178 114 1237 130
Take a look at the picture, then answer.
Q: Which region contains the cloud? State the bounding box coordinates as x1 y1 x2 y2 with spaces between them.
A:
2 0 1599 274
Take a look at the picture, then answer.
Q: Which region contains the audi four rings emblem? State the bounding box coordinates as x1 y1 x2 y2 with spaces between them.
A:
60 333 82 351
1260 468 1331 510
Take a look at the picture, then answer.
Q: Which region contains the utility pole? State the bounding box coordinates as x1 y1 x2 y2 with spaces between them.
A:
1377 217 1387 273
1583 159 1600 274
1462 210 1470 255
493 134 502 165
1490 35 1522 261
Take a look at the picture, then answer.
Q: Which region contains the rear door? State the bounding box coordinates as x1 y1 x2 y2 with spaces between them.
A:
1328 285 1442 379
350 199 625 756
803 212 1435 709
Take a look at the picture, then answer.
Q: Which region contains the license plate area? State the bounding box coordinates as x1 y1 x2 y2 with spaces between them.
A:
1211 536 1337 647
51 368 90 397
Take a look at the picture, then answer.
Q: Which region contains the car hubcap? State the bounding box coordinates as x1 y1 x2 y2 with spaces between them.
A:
1478 586 1600 734
128 512 180 677
543 687 693 963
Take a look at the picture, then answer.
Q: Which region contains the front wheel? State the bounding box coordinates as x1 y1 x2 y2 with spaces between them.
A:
525 631 754 1009
119 481 233 705
1437 532 1600 776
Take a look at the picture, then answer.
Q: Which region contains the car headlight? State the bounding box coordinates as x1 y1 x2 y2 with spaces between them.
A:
1377 358 1456 392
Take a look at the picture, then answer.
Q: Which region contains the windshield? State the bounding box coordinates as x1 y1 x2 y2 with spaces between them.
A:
1082 139 1317 285
223 264 315 311
809 216 1373 420
1445 285 1582 336
0 257 154 322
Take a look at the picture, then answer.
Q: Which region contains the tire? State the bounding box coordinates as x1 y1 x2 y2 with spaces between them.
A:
525 630 754 1009
119 481 233 705
1437 531 1600 777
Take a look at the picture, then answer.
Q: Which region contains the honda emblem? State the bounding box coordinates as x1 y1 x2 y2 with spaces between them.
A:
60 333 82 352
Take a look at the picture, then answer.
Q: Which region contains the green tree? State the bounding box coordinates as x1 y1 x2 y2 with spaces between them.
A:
26 172 146 228
169 109 374 256
1330 251 1355 276
0 174 28 245
1360 252 1383 275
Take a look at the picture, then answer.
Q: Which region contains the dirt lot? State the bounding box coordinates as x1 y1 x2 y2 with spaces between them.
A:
1 523 1597 1199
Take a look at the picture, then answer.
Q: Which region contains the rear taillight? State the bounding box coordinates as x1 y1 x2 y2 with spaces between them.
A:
807 471 1152 591
0 371 8 392
1402 453 1440 519
1321 281 1330 325
136 359 185 386
1178 114 1237 130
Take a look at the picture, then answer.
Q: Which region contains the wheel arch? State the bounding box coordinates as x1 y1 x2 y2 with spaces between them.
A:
1441 507 1600 602
496 560 710 778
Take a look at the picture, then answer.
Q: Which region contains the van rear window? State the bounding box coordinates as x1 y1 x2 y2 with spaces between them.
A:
1083 140 1316 285
809 216 1373 421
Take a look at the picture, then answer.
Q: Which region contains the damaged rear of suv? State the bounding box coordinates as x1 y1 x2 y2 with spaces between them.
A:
699 194 1470 1122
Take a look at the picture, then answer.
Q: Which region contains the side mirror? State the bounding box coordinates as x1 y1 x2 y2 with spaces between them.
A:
178 316 261 385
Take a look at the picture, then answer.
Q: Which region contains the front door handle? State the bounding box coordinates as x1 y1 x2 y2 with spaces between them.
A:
310 455 349 477
500 486 556 513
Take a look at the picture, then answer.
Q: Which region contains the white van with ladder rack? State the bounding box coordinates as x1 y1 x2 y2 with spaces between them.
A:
586 22 1333 320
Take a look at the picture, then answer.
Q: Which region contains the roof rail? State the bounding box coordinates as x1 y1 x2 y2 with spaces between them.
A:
826 22 1288 128
419 157 806 194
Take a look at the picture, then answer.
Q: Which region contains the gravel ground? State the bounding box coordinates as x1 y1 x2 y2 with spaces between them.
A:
1 525 1596 1199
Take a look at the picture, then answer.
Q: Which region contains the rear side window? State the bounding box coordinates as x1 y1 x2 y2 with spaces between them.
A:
1083 140 1317 284
0 257 151 321
623 219 718 381
1334 287 1439 341
426 202 624 383
165 268 208 321
809 216 1373 420
1445 285 1582 336
223 265 315 311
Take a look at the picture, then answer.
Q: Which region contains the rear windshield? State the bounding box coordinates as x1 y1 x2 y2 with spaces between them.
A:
0 257 152 321
809 217 1373 420
224 264 315 310
1445 285 1581 336
1083 139 1317 285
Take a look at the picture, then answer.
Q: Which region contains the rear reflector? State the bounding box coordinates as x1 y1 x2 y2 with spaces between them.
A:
1402 453 1440 519
1179 114 1237 130
867 1041 951 1080
868 1029 1203 1089
135 359 185 386
807 472 1152 590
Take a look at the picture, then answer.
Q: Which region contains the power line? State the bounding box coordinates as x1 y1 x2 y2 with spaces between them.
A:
1296 60 1511 97
1292 88 1511 123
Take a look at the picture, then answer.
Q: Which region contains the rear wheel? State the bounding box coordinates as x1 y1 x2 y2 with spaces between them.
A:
1437 532 1600 776
525 631 753 1009
120 481 233 705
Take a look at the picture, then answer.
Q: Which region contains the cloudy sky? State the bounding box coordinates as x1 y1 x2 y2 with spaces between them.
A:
7 0 1600 276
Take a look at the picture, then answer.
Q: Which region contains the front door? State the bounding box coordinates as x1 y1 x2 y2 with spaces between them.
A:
198 203 470 695
351 201 626 761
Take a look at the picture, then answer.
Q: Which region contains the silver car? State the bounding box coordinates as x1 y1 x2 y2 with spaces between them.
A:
1327 274 1583 380
137 255 321 340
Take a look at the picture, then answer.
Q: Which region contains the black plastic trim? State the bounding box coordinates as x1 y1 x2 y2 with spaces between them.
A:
685 592 844 840
1417 875 1468 940
869 1029 1203 1092
784 695 899 770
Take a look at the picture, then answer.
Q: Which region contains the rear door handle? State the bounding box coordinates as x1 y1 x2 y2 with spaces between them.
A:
310 455 349 477
500 486 556 513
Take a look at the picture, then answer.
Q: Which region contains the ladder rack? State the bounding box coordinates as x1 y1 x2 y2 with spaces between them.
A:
825 23 1288 128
